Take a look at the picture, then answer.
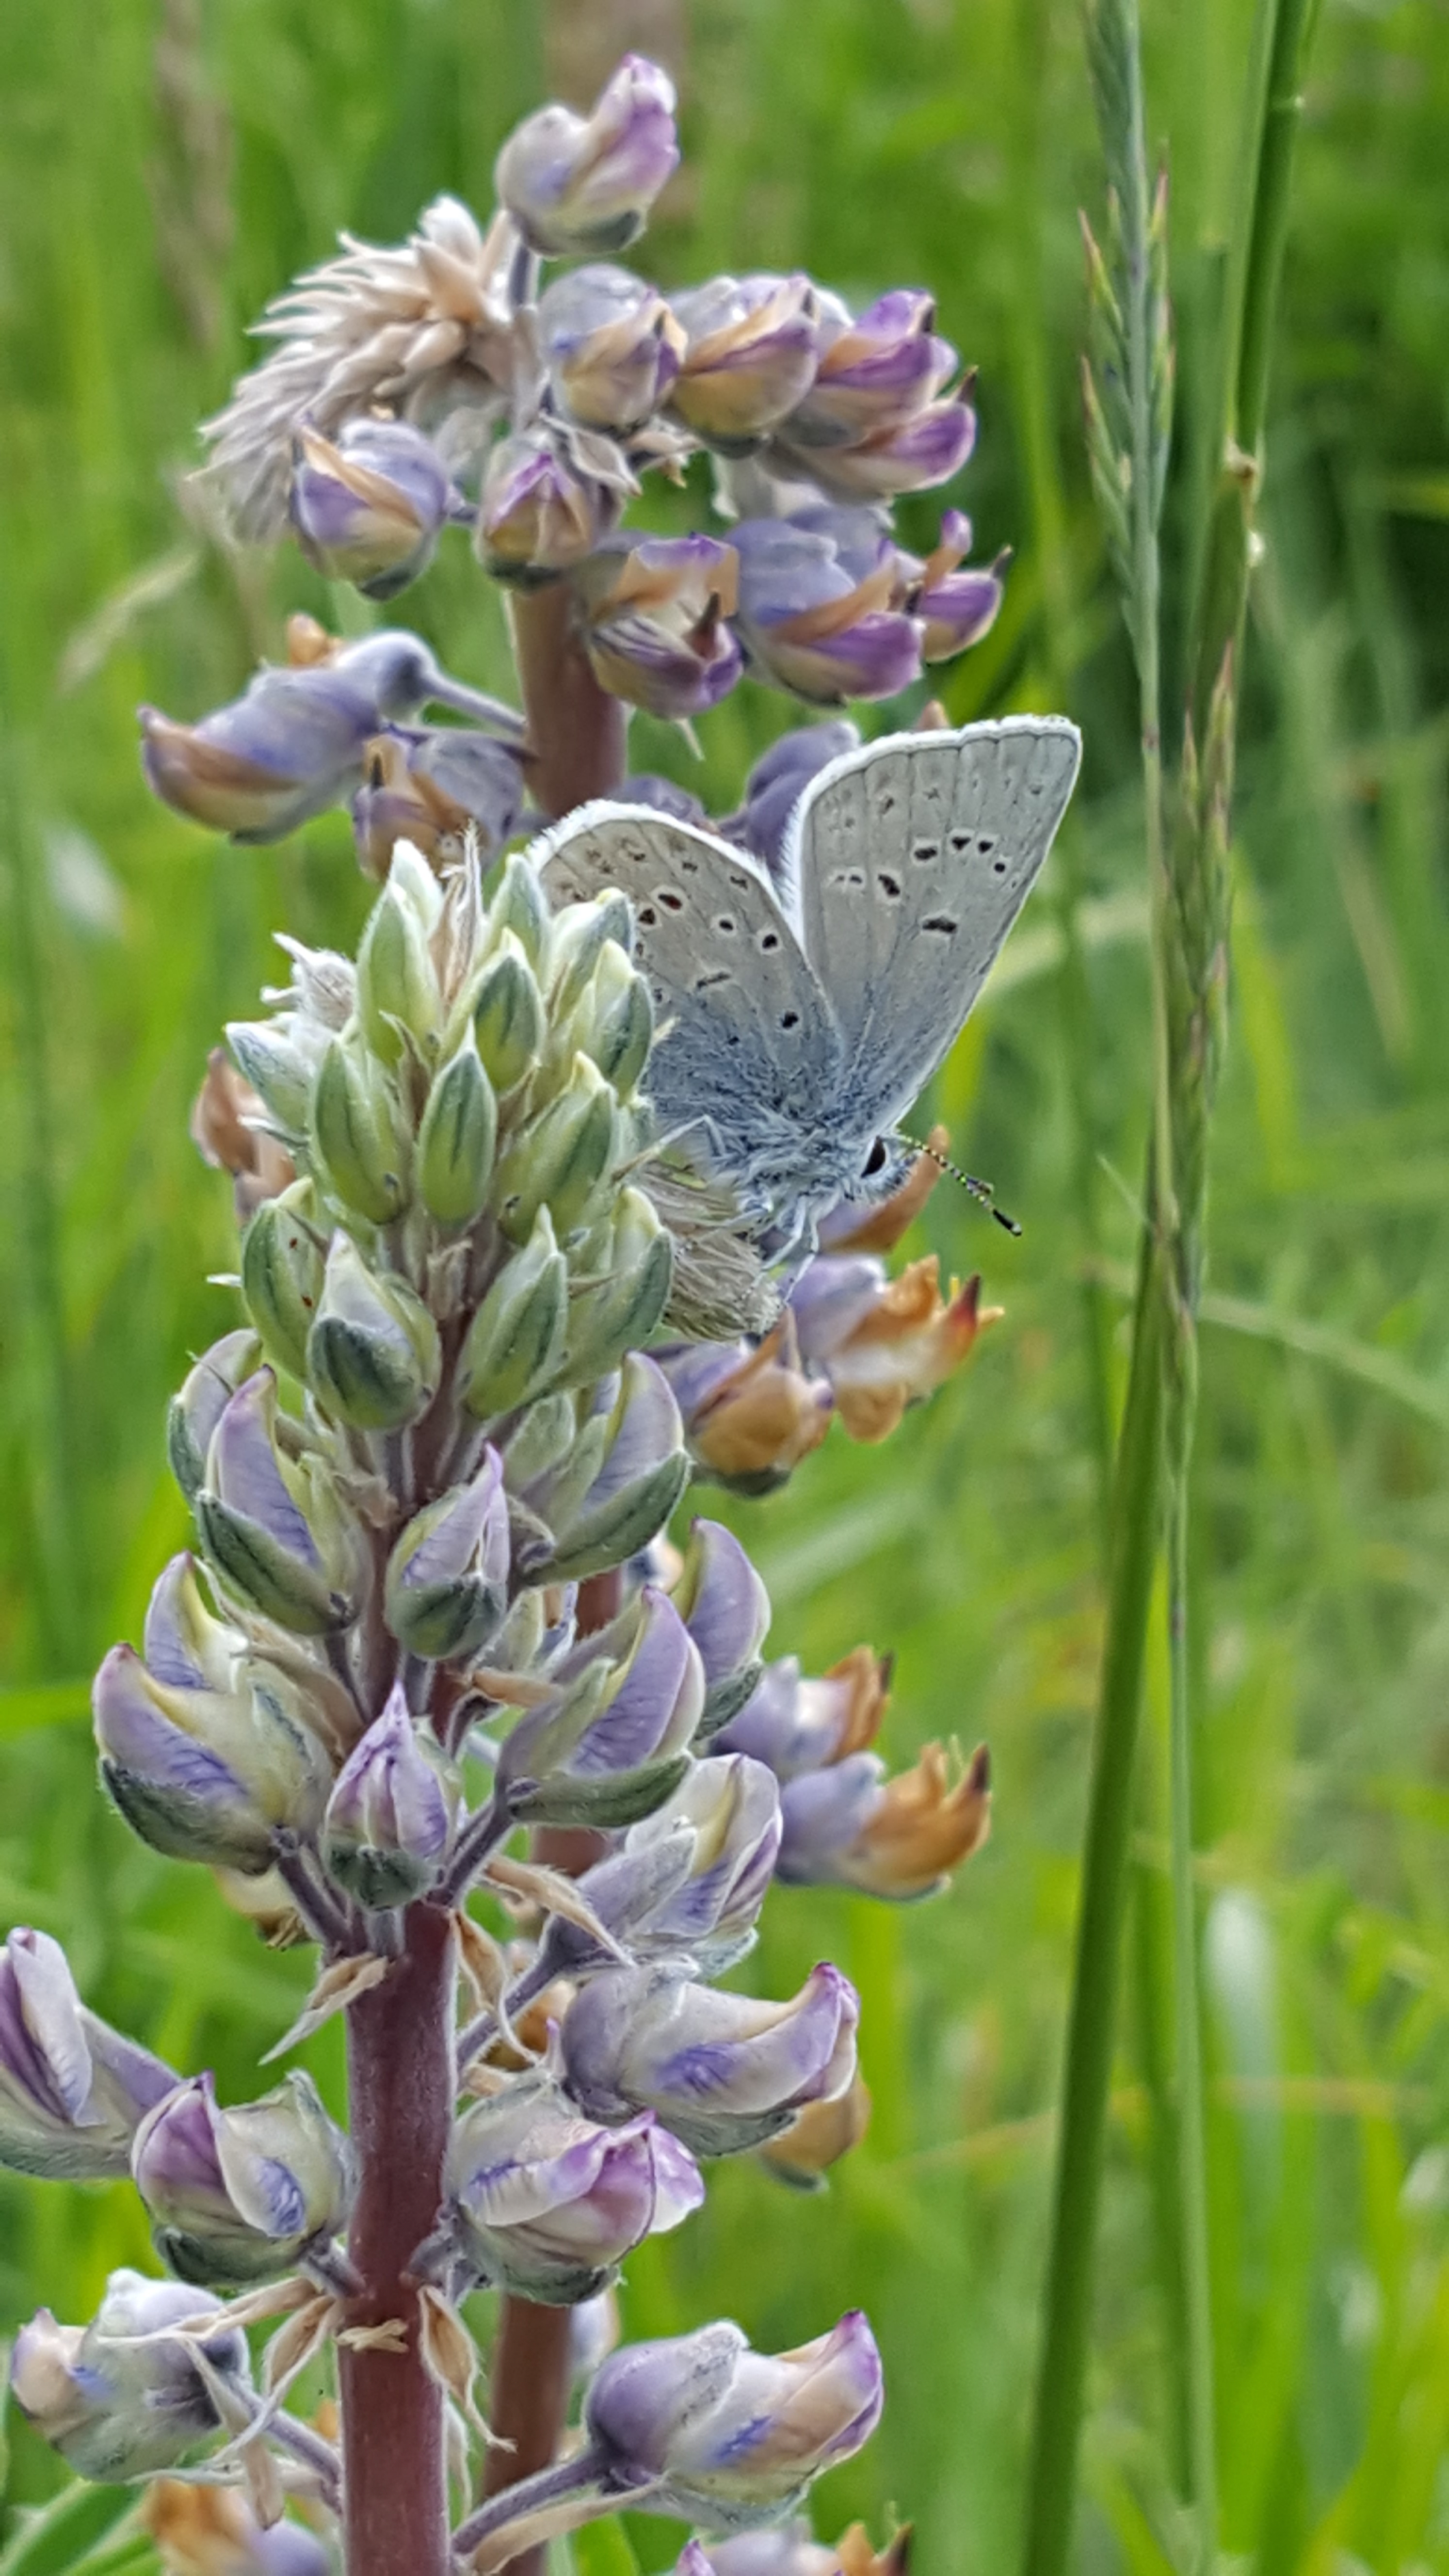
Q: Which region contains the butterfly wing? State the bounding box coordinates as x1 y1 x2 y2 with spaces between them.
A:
534 803 844 1210
786 718 1082 1131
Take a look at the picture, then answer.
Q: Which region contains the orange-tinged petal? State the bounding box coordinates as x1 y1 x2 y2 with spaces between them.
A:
828 1263 1000 1443
757 2074 872 2186
836 2524 913 2576
692 1318 834 1482
845 1741 990 1898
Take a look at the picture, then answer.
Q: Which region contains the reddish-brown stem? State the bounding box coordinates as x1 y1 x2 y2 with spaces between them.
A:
340 1902 456 2576
510 582 628 821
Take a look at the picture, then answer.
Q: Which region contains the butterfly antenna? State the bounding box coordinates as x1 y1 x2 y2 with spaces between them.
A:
893 1132 1023 1237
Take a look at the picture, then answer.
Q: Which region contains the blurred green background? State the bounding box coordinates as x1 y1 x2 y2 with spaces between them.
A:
3 0 1449 2567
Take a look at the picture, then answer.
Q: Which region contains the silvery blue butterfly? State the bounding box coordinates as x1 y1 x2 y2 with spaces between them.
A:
536 717 1081 1252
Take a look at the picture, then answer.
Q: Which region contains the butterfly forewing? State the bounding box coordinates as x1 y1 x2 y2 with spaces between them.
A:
534 804 843 1181
788 718 1082 1133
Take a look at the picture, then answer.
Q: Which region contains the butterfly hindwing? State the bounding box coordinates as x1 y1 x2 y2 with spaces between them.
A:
534 804 844 1184
786 718 1082 1133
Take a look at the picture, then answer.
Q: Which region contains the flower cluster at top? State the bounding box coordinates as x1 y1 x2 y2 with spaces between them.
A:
2 834 991 2568
140 52 1006 861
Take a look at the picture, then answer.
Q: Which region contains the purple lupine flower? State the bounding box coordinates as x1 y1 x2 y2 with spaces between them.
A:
518 1353 690 1590
166 1328 263 1501
670 1519 773 1732
585 2310 884 2523
550 1752 781 1977
352 724 528 878
785 388 976 501
779 1743 992 1900
674 2527 841 2575
11 2269 252 2482
716 1647 889 1784
196 1368 360 1634
479 429 616 578
784 288 957 449
140 630 521 844
722 722 859 877
132 2070 353 2288
562 1958 858 2157
496 56 679 257
910 509 1009 660
616 774 709 826
385 1449 511 1662
499 1583 704 1824
669 275 821 449
787 1254 891 1365
0 1929 176 2182
322 1684 451 1909
92 1631 333 1878
290 418 458 598
443 2069 703 2302
575 535 743 720
732 514 921 706
540 264 685 432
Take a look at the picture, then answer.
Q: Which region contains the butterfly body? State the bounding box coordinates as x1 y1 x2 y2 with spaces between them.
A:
534 717 1081 1248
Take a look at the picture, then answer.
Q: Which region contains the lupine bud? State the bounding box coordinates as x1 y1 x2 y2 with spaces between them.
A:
756 2076 872 2191
911 510 1008 661
732 513 921 706
562 1188 673 1385
661 1321 832 1493
575 536 743 720
818 1260 998 1442
93 1640 332 1873
779 1743 991 1899
241 1184 325 1380
495 55 679 257
669 275 820 448
585 2310 884 2522
0 1929 176 2181
526 1354 689 1585
493 1051 618 1243
132 2070 354 2287
442 2069 702 2302
545 891 636 1019
322 1685 451 1908
500 1584 703 1826
418 1031 498 1223
473 935 547 1090
290 419 457 599
191 1048 297 1219
356 880 443 1066
718 1647 888 1781
784 388 976 501
11 2271 251 2481
488 850 552 967
309 1033 411 1225
584 1753 782 1971
785 290 957 449
725 722 858 879
566 943 654 1095
306 1233 441 1432
563 1959 859 2157
385 1450 510 1659
672 1520 772 1733
227 1010 330 1138
480 431 612 580
144 1552 240 1692
353 727 528 879
540 264 684 432
196 1368 359 1634
459 1208 568 1419
141 630 514 844
167 1328 262 1502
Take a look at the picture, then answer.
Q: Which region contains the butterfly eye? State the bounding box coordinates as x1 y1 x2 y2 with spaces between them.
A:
863 1138 890 1177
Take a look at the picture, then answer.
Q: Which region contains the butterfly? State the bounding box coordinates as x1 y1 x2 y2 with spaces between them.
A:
535 717 1081 1255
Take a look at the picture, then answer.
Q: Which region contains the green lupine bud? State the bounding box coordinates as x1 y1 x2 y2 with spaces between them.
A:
458 1208 567 1419
574 942 654 1094
384 1451 510 1660
561 1187 673 1384
487 850 550 965
356 883 443 1067
525 1355 690 1586
166 1329 262 1502
418 1032 498 1224
499 1390 577 1490
389 835 445 937
473 934 546 1091
196 1369 358 1634
310 1036 410 1225
225 1013 327 1137
492 1052 617 1243
240 1184 325 1380
307 1234 441 1432
546 894 634 1017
